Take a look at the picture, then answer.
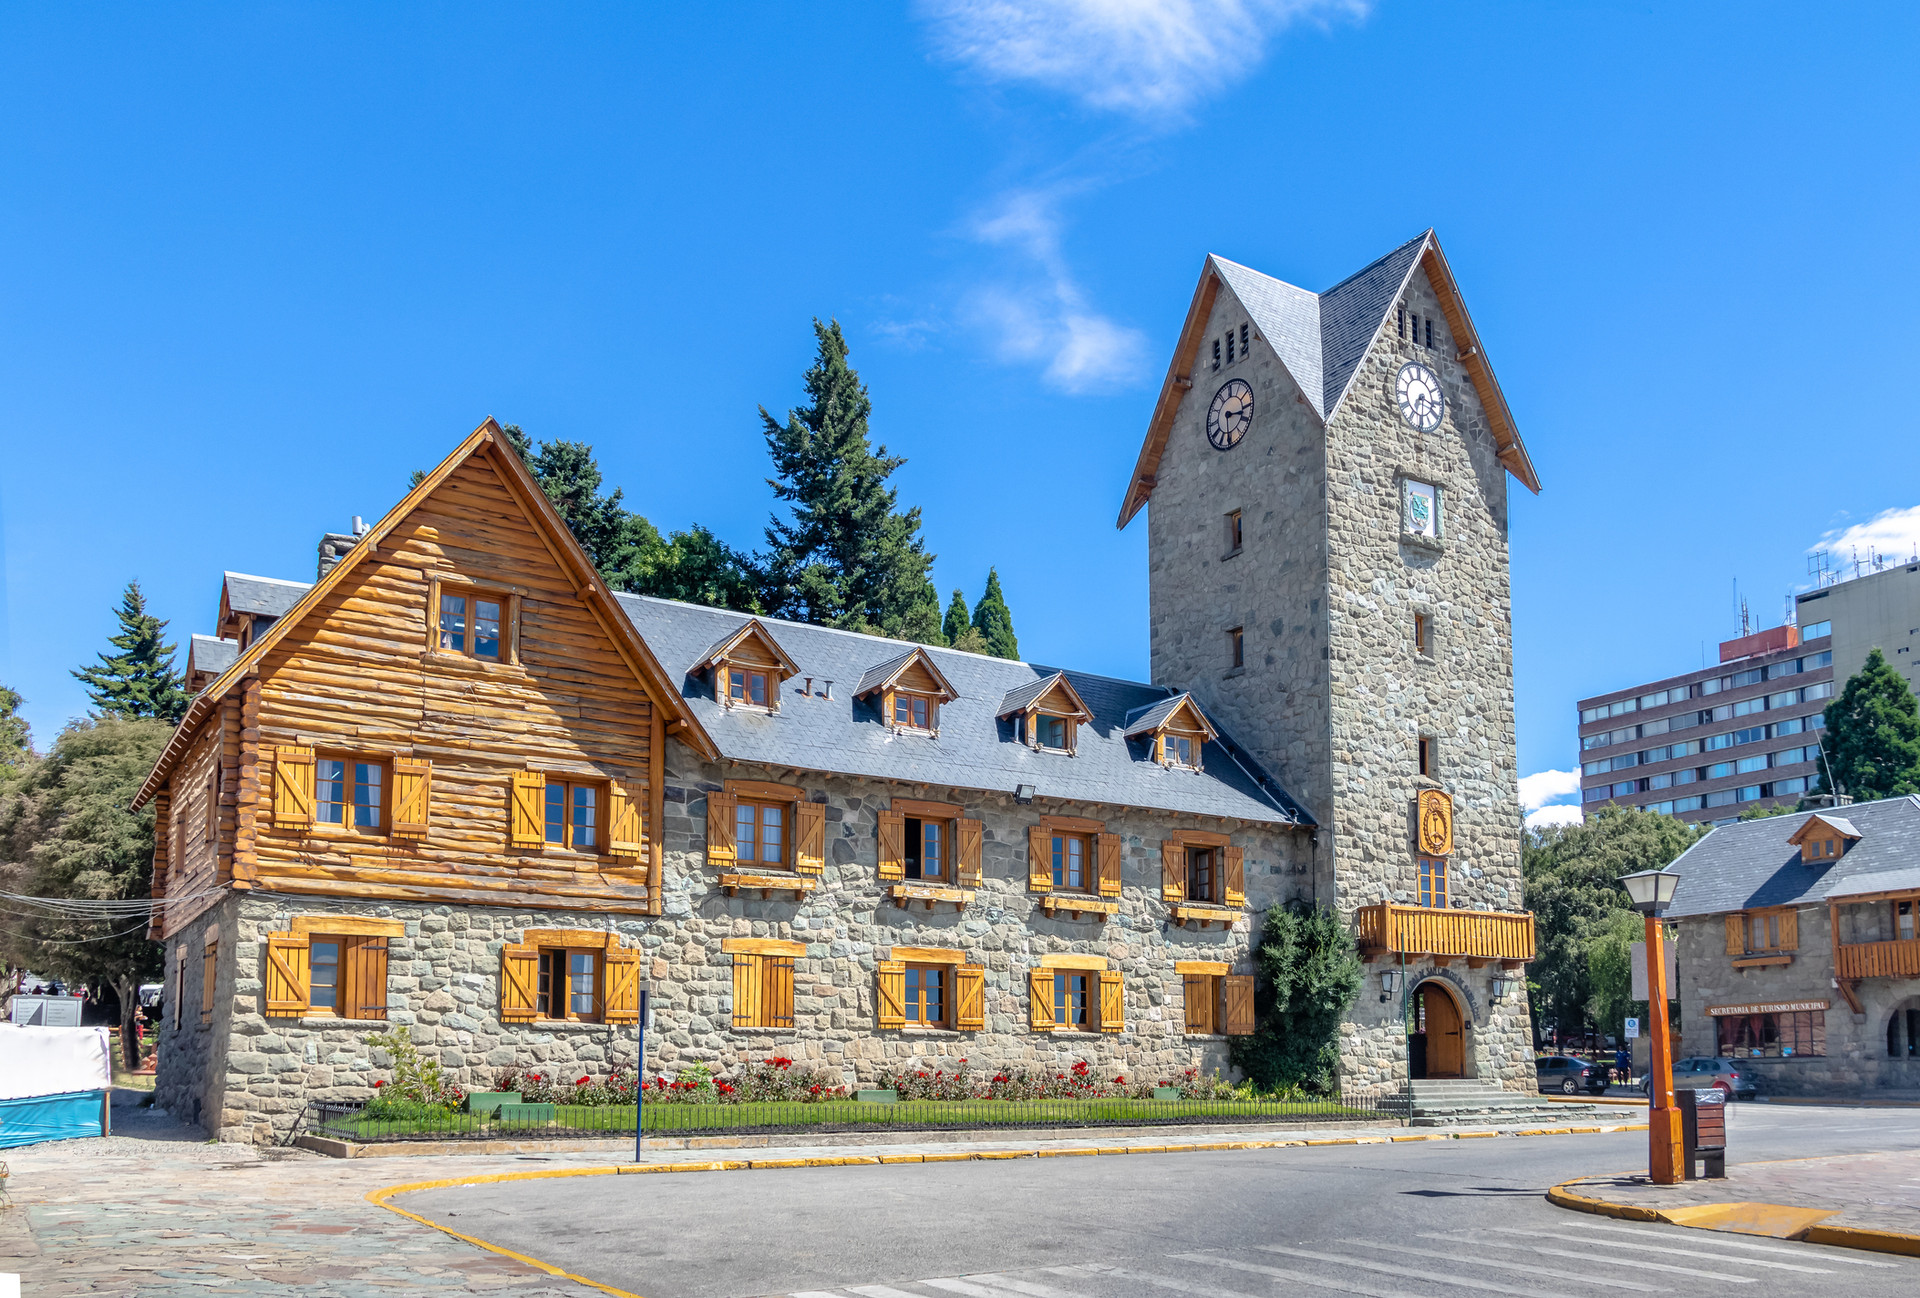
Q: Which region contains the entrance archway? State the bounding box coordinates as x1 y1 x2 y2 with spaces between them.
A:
1409 980 1466 1079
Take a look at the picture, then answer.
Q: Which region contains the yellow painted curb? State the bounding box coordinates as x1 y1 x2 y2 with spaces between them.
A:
1457 1131 1497 1139
1804 1223 1920 1257
1546 1177 1663 1223
1662 1202 1837 1237
1037 1147 1100 1157
1550 1175 1920 1258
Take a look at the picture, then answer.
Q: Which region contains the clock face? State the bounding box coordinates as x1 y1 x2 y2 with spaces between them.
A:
1207 379 1253 450
1395 362 1445 433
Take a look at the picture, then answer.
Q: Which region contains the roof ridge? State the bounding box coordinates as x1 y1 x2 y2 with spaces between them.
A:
223 570 311 588
1317 229 1432 295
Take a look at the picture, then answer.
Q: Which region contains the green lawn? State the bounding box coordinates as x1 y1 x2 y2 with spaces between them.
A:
318 1096 1379 1141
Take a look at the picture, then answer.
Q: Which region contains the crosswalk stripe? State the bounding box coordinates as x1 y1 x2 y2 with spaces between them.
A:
959 1273 1084 1298
1242 1245 1570 1298
847 1286 929 1298
1335 1238 1667 1293
1554 1221 1902 1268
788 1291 845 1297
919 1280 1007 1298
1418 1233 1756 1283
1072 1258 1422 1298
1483 1227 1834 1274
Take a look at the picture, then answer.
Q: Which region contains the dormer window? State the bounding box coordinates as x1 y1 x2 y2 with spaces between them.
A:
1788 812 1862 865
728 668 771 708
1164 735 1198 768
693 619 800 714
856 646 960 737
997 672 1093 756
1124 693 1218 773
1036 715 1068 749
893 693 933 730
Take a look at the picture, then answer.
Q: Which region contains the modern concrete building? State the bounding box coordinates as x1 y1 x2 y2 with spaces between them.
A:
1796 561 1920 701
1577 626 1834 826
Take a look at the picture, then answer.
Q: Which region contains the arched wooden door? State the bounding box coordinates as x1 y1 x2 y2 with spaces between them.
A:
1418 983 1465 1078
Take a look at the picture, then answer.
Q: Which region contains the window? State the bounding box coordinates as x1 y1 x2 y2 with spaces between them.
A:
1742 910 1796 952
1735 785 1762 802
316 758 384 831
201 935 217 1027
1673 795 1704 812
437 589 505 661
1733 726 1765 745
1773 716 1804 737
263 928 392 1020
1403 479 1441 541
1211 338 1221 370
1732 697 1768 718
543 779 601 851
1704 789 1739 808
1582 733 1611 751
1238 323 1249 358
1716 1009 1824 1058
1188 846 1217 901
1736 755 1769 775
1613 781 1639 798
1889 1005 1920 1058
1674 768 1699 785
1398 305 1407 339
1767 660 1801 680
904 964 948 1026
724 943 799 1028
1035 715 1069 749
728 667 771 708
1052 832 1091 892
1804 650 1833 670
1054 972 1092 1028
733 799 786 867
1730 668 1763 688
535 948 600 1020
1028 963 1119 1031
893 692 933 730
1414 612 1433 657
1801 620 1831 640
1898 901 1916 942
1162 734 1198 768
1225 510 1243 555
1228 627 1244 671
1418 736 1438 778
1804 680 1834 701
1181 969 1254 1036
1418 856 1448 908
1583 784 1612 803
904 815 946 881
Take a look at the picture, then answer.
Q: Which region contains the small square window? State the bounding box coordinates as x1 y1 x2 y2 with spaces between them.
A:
1414 612 1433 657
729 668 770 707
1418 737 1438 778
1228 627 1244 670
536 947 602 1022
893 693 933 730
1162 734 1197 768
542 779 602 851
736 800 787 867
1187 846 1217 901
436 584 512 661
316 758 385 831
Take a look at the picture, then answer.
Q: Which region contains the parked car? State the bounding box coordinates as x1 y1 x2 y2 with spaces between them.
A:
1535 1055 1607 1095
1641 1056 1757 1101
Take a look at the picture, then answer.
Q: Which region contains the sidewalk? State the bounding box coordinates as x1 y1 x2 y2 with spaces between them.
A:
1552 1148 1920 1256
0 1095 1644 1298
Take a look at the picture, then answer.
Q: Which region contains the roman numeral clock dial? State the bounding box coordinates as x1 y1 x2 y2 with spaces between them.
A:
1206 379 1253 450
1395 361 1446 433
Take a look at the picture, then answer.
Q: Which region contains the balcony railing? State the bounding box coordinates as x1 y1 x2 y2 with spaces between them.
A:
1353 903 1535 963
1837 939 1920 980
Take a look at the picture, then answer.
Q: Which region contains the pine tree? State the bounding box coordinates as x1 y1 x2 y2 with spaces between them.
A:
0 686 29 772
942 589 971 646
72 582 189 723
971 568 1020 660
1230 902 1363 1094
760 320 935 636
1819 647 1920 799
895 579 946 646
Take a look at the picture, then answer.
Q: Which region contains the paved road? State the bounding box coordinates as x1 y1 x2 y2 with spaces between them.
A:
400 1104 1920 1298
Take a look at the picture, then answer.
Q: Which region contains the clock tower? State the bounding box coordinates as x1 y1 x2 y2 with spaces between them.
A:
1118 231 1544 1093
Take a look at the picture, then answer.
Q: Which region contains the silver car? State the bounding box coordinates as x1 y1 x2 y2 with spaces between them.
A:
1641 1056 1757 1100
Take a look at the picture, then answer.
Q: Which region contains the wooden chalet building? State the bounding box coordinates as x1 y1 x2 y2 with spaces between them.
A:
143 233 1543 1142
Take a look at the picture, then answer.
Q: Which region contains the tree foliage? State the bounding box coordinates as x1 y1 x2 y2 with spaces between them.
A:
71 582 189 723
970 567 1020 660
0 686 30 774
0 717 173 1068
1230 902 1363 1094
1583 909 1645 1042
1818 647 1920 800
1522 806 1702 1037
942 589 972 646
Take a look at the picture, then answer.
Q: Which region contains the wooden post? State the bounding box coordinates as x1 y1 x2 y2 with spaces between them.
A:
1645 913 1684 1185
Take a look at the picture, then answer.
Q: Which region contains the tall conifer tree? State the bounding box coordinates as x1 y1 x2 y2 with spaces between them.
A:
760 320 934 635
971 568 1020 660
0 686 29 772
942 590 972 646
1819 648 1920 799
71 582 189 723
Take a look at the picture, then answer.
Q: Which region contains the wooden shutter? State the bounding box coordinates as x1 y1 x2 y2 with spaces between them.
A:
1183 974 1210 1034
1223 844 1245 907
1027 824 1052 892
877 959 906 1029
956 818 983 888
1099 970 1124 1033
391 757 431 840
509 772 545 849
956 965 985 1030
347 936 389 1021
731 954 762 1028
1778 909 1799 951
499 944 539 1022
1096 832 1122 898
1224 974 1255 1036
263 933 309 1018
608 781 645 860
706 791 738 867
1028 968 1054 1031
1161 839 1186 903
1725 914 1745 955
604 947 640 1022
272 745 315 829
877 809 905 880
795 800 826 876
765 957 795 1028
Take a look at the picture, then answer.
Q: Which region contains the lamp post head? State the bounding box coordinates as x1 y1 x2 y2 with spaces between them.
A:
1619 868 1680 916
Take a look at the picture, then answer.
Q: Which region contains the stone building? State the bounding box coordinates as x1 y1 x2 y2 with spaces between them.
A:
1664 795 1920 1095
143 231 1544 1143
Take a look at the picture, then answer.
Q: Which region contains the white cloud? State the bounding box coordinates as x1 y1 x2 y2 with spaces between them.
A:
919 0 1367 119
962 187 1149 392
1519 768 1581 812
1526 804 1585 831
1812 505 1920 577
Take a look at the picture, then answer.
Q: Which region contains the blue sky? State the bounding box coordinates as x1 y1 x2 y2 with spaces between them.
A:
3 3 1917 822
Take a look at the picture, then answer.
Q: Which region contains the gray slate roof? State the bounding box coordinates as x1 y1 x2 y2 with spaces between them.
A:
1123 693 1199 739
224 571 310 619
854 648 923 699
1210 231 1428 423
187 634 238 678
1665 795 1920 918
616 595 1310 827
997 673 1068 719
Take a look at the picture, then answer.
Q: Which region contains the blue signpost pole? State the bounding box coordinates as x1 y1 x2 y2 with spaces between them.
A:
635 988 650 1163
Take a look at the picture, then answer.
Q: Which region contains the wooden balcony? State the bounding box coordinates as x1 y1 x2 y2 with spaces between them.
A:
1837 939 1920 979
1353 903 1535 966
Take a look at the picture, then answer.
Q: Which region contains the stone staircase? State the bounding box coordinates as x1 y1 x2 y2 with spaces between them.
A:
1403 1078 1612 1126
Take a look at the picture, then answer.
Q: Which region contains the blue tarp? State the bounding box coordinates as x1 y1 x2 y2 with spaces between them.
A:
0 1089 106 1148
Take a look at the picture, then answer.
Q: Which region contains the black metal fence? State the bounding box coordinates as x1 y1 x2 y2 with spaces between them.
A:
300 1088 1409 1144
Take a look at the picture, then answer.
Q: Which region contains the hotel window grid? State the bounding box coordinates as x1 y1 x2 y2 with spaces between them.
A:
317 758 384 831
543 780 600 851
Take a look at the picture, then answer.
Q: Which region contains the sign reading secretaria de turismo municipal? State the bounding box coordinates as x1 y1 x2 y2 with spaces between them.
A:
1706 1000 1830 1017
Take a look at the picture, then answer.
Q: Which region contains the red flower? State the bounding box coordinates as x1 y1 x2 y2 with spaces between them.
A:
372 1079 385 1088
577 1076 589 1087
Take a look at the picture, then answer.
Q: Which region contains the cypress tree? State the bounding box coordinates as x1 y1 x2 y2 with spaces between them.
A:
760 320 934 635
1818 648 1920 799
942 589 971 646
71 582 189 723
896 579 946 646
971 568 1020 660
1230 902 1363 1094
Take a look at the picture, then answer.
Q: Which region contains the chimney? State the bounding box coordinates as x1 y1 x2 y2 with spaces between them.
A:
317 521 365 580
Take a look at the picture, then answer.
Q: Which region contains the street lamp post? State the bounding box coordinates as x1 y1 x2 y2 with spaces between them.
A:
1619 868 1683 1185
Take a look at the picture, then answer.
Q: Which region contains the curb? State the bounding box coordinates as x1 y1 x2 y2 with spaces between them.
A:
1547 1176 1920 1257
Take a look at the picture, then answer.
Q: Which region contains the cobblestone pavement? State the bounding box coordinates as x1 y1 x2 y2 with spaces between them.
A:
1563 1147 1920 1236
0 1092 1642 1298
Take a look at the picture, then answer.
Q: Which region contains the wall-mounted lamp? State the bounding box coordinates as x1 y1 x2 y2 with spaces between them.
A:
1013 783 1036 805
1490 971 1520 1000
1379 969 1401 1002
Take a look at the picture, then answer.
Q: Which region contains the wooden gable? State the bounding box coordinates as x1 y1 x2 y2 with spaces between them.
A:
1789 813 1860 863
